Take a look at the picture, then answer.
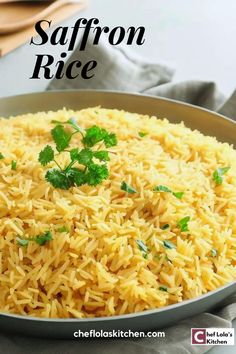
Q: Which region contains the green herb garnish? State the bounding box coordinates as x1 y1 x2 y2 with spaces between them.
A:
177 216 190 232
93 151 110 161
16 238 29 247
153 185 172 193
121 181 137 194
153 185 184 199
138 132 147 137
17 231 52 247
161 224 169 230
51 118 84 134
0 152 4 159
11 160 17 170
163 240 176 249
57 226 69 233
66 118 84 133
211 248 217 257
213 167 230 185
38 121 117 190
45 169 71 190
51 125 71 152
38 145 54 166
82 125 117 148
159 286 168 292
173 192 184 199
35 231 53 245
136 239 149 258
85 164 109 186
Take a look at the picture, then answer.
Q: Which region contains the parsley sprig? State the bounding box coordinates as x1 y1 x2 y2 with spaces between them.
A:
51 118 84 133
38 119 117 190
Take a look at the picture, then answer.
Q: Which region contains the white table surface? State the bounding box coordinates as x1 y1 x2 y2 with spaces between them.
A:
0 0 235 352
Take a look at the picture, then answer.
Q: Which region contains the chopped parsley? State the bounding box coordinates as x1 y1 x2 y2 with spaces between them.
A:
163 240 176 249
121 181 137 194
136 239 149 258
173 192 184 199
57 226 69 233
213 167 230 185
11 160 17 170
154 185 172 193
17 231 52 247
16 238 29 247
153 185 184 199
35 231 53 245
138 132 148 137
161 224 170 230
177 216 190 232
211 248 217 257
159 286 168 292
0 152 4 159
38 120 117 190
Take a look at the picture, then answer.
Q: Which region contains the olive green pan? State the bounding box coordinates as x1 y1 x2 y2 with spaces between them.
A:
0 90 235 338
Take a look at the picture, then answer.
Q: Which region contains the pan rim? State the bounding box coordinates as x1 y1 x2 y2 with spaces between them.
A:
0 88 235 128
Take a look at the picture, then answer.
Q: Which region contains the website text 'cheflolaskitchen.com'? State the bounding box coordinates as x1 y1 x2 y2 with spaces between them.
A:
74 329 165 339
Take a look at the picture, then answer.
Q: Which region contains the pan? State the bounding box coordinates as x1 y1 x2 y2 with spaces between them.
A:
0 90 235 339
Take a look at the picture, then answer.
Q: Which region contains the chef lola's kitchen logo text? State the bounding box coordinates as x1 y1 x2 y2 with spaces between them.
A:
191 328 234 345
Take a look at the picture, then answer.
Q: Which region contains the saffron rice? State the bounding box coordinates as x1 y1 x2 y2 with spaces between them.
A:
0 107 235 318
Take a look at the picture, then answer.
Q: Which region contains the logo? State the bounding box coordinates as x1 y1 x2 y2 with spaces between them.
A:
191 329 206 344
191 328 234 346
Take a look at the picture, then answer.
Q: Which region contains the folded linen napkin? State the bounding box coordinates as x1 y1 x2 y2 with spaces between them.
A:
1 36 236 354
48 35 236 119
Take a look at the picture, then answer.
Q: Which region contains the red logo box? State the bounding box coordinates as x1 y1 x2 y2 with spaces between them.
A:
191 329 206 345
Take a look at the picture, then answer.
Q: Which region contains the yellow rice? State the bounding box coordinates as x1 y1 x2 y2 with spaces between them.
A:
0 107 236 318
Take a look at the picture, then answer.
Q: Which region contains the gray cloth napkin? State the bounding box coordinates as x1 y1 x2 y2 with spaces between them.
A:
1 37 236 354
48 36 236 120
